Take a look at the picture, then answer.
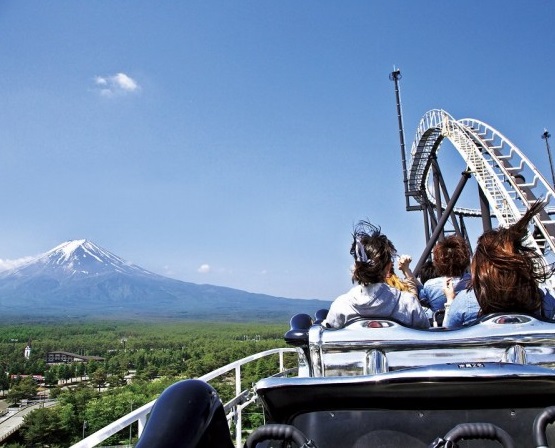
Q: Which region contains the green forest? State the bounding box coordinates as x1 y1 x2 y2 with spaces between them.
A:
0 320 296 447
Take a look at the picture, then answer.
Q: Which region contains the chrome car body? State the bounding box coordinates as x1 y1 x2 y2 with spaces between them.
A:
306 314 555 377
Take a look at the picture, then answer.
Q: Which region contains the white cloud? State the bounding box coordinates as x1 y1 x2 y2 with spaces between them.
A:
197 264 211 274
0 256 34 272
94 72 140 97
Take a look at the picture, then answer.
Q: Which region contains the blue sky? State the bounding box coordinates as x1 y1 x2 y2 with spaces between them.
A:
0 1 554 300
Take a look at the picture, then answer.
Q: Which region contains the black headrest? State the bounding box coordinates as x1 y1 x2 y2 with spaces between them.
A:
313 308 329 325
284 313 312 346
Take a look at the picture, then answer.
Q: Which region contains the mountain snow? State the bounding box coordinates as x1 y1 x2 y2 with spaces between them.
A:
0 239 157 280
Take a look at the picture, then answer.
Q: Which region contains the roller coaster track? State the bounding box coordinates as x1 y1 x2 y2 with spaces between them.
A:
407 109 555 257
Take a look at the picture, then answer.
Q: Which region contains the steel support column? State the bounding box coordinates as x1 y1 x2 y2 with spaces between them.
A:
432 157 444 241
414 170 471 275
479 186 492 232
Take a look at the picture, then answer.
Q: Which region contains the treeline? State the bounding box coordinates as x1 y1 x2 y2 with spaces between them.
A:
0 320 296 447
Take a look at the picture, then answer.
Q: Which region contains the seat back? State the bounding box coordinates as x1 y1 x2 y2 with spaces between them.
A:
308 314 555 377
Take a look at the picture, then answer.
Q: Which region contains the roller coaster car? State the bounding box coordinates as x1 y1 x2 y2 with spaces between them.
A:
137 312 555 448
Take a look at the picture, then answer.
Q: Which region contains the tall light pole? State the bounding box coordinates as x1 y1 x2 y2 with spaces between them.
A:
389 68 410 210
542 129 555 188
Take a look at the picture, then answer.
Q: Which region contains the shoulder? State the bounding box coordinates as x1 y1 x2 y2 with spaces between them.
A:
330 287 358 305
324 289 357 328
398 288 420 303
421 277 446 298
423 277 444 289
454 288 476 302
374 282 399 297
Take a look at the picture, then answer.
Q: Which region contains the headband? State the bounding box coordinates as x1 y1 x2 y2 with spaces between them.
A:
354 238 368 263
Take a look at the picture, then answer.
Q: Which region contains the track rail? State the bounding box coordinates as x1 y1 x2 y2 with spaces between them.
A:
407 109 555 255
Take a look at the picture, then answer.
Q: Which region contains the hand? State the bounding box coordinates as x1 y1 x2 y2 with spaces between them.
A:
397 254 412 271
443 277 455 303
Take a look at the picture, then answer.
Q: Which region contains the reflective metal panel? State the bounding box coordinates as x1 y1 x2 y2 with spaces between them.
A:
309 315 555 377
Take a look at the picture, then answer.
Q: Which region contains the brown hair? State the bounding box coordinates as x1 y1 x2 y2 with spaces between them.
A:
432 235 470 277
350 221 397 286
419 259 438 284
471 201 554 315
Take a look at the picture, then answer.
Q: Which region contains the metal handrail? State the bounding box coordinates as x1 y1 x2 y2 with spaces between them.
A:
70 347 296 448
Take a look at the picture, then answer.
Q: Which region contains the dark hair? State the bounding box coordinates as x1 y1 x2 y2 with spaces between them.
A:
350 220 397 286
432 235 470 277
419 260 438 285
472 201 555 315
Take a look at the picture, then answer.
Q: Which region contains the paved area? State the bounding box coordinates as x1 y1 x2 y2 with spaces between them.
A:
0 400 57 443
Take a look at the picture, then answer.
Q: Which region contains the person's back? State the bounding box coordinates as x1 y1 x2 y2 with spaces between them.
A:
444 286 555 328
420 274 469 312
325 283 429 328
442 288 480 328
323 221 429 330
419 235 470 312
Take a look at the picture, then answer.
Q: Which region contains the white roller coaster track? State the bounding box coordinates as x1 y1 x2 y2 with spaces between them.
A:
407 109 555 255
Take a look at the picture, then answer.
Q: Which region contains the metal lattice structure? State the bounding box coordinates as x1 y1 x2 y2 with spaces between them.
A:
405 108 555 272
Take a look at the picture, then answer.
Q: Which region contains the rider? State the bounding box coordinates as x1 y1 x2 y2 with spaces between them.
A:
443 201 555 327
419 235 471 313
323 220 430 329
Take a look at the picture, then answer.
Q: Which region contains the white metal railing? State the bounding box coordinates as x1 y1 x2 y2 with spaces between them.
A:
70 347 296 448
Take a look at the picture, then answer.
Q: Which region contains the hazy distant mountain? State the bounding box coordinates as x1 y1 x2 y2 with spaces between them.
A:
0 240 331 323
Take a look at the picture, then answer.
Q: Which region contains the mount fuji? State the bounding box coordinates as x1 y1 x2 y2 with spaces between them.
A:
0 240 330 322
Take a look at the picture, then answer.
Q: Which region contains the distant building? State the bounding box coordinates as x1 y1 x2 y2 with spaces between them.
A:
46 351 105 364
10 374 44 383
24 343 31 360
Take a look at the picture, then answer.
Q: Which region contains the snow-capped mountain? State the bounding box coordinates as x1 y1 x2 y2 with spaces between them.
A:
1 239 157 280
0 239 330 322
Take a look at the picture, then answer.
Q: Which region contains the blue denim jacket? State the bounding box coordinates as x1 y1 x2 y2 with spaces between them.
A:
419 273 471 312
443 285 555 328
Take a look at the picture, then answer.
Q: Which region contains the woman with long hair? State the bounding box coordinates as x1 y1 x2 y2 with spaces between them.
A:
444 201 555 327
323 221 429 329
